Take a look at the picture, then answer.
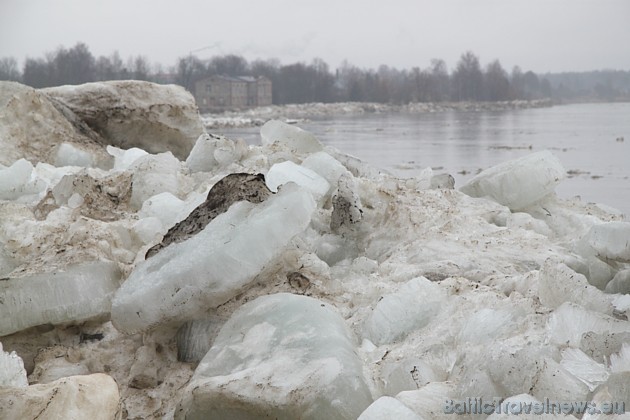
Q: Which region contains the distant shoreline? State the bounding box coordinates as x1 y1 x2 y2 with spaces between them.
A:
201 99 553 129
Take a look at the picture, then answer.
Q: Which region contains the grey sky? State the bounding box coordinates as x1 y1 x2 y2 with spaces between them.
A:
1 0 629 73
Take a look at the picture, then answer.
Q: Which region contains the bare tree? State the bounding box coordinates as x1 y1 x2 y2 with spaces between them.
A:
208 55 249 75
484 60 510 101
0 57 21 81
175 55 207 92
452 51 483 101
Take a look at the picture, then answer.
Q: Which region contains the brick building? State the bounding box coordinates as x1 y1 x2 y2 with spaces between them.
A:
194 75 272 112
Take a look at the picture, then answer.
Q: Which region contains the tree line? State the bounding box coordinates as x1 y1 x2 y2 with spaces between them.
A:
1 42 628 105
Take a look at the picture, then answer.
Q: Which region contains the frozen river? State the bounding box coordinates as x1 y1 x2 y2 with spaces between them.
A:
215 103 630 216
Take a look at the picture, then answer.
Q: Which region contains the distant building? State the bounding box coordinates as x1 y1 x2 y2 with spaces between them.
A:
194 75 272 112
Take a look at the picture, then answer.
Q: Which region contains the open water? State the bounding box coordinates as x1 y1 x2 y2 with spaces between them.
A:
218 102 630 215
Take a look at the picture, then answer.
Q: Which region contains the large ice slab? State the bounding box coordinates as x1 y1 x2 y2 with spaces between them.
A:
364 277 446 345
460 150 565 211
260 120 323 154
0 81 111 168
111 184 316 334
584 221 630 263
44 81 204 160
176 293 373 420
0 261 122 336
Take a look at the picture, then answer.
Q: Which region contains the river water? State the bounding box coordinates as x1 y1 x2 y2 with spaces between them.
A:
216 103 630 216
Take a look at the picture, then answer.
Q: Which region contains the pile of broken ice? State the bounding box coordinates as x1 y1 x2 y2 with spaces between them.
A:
1 80 629 419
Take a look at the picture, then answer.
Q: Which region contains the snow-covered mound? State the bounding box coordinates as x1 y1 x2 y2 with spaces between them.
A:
0 81 111 168
0 89 629 419
43 81 204 160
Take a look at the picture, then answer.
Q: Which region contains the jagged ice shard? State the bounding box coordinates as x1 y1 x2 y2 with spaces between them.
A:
111 184 316 334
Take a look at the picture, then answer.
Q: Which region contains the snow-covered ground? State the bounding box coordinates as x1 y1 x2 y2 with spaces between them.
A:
0 81 629 419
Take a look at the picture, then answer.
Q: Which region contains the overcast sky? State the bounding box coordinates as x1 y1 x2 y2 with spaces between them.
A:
2 0 629 74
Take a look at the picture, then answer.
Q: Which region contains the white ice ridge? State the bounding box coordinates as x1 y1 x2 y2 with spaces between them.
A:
0 261 122 337
177 293 373 419
111 184 316 334
460 150 565 210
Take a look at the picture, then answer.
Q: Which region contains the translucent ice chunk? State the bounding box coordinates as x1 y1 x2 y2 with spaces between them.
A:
585 221 630 263
301 151 348 186
460 150 565 211
610 343 630 373
396 382 456 420
176 316 224 363
0 343 28 387
560 348 609 391
364 277 446 345
138 192 186 228
605 269 630 294
106 145 148 171
457 308 517 344
531 358 590 403
176 293 372 420
358 396 423 420
185 133 244 172
54 143 94 168
265 160 330 199
538 260 612 314
0 261 122 336
260 120 323 154
0 159 45 201
549 303 630 347
129 152 185 209
111 184 316 334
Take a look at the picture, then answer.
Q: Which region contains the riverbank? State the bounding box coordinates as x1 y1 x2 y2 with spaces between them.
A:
201 99 553 129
